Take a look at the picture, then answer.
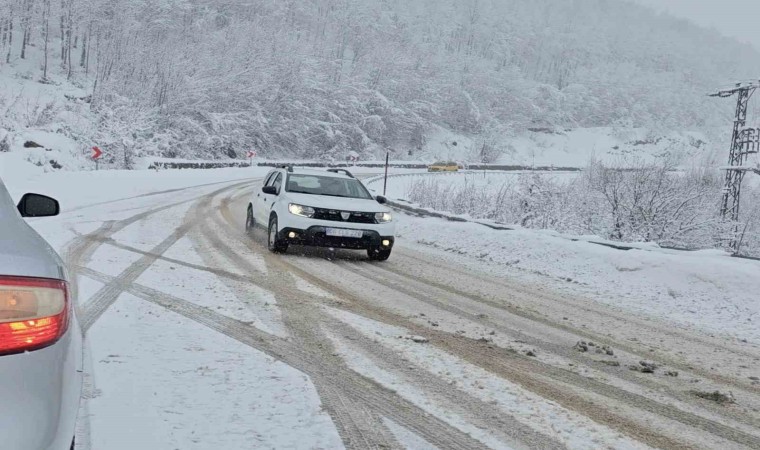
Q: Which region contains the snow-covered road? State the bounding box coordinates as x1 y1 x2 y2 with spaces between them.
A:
10 168 760 449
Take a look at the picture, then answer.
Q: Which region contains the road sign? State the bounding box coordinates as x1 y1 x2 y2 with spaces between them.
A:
247 150 256 158
91 146 103 160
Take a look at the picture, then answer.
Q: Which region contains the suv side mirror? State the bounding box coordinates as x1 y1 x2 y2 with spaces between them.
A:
376 195 387 204
17 193 60 217
262 185 278 195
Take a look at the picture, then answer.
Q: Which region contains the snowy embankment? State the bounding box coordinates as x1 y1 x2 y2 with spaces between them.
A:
368 171 760 344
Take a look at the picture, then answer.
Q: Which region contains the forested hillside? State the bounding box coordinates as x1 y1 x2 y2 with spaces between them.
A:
2 0 759 166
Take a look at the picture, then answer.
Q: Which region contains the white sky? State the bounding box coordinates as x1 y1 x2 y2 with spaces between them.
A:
628 0 760 50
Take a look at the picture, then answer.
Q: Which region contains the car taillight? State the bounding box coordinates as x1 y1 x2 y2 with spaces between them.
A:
0 277 69 356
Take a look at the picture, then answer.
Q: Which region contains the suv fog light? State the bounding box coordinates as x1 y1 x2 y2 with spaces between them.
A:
288 232 297 239
382 240 391 247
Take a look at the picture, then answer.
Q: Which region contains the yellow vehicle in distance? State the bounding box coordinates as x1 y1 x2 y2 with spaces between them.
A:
427 161 461 172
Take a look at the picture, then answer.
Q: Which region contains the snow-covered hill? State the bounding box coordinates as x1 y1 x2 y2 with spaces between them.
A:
0 51 732 173
2 0 760 167
417 126 723 167
0 49 727 173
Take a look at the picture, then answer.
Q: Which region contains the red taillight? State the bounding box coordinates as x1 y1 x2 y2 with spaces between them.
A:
0 277 69 356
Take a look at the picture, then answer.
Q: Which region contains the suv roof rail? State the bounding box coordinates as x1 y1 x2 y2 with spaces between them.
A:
278 164 294 173
327 168 355 178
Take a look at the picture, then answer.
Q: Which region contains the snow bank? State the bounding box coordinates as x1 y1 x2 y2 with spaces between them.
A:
396 214 760 344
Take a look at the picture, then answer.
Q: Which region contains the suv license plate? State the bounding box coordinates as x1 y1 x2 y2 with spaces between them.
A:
326 228 363 238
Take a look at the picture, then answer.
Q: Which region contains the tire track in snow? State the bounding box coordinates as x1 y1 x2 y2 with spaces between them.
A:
213 192 760 449
207 192 548 449
183 222 543 449
63 180 255 284
62 177 256 215
393 246 760 371
78 222 192 331
63 181 254 450
269 256 700 449
195 219 451 449
214 189 675 449
69 181 760 450
67 182 483 450
69 181 253 331
325 317 566 450
75 265 488 450
338 259 760 433
74 234 252 287
332 264 760 447
371 252 760 426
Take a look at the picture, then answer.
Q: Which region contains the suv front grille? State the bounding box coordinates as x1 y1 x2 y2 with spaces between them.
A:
313 208 376 224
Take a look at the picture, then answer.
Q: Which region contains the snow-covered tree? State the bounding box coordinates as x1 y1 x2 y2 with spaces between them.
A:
3 0 760 163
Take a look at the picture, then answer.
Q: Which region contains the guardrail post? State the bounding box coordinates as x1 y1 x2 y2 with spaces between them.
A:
383 152 389 196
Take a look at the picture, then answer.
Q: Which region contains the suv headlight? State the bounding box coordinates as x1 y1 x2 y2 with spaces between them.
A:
289 203 316 218
375 212 392 223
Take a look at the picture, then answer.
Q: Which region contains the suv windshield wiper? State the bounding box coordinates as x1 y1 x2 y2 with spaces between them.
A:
319 193 354 198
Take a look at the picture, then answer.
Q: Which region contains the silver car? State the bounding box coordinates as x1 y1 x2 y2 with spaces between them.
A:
0 178 82 450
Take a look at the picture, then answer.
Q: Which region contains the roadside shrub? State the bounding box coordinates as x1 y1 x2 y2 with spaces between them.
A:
579 159 722 247
405 157 745 253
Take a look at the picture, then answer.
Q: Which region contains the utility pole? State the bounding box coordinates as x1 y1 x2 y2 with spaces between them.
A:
710 81 760 250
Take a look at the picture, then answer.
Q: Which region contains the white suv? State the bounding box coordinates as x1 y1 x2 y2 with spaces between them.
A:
246 167 396 260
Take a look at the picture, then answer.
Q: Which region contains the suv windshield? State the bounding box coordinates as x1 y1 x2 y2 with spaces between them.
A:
286 174 373 199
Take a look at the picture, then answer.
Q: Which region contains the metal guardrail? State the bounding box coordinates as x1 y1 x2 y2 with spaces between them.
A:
149 161 252 170
257 162 582 171
148 160 583 171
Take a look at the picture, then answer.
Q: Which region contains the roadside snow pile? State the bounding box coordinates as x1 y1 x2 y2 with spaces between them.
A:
395 214 760 344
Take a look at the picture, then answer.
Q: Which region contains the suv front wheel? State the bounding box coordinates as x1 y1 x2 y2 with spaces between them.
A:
268 216 288 253
245 205 255 234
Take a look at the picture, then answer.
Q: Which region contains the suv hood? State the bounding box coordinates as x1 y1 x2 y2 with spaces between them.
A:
0 181 66 280
285 192 390 213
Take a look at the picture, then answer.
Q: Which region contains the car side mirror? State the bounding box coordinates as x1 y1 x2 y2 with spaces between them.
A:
376 195 387 204
262 185 278 195
17 193 60 217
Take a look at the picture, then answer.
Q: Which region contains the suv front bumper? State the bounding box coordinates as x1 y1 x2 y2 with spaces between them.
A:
279 226 394 250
